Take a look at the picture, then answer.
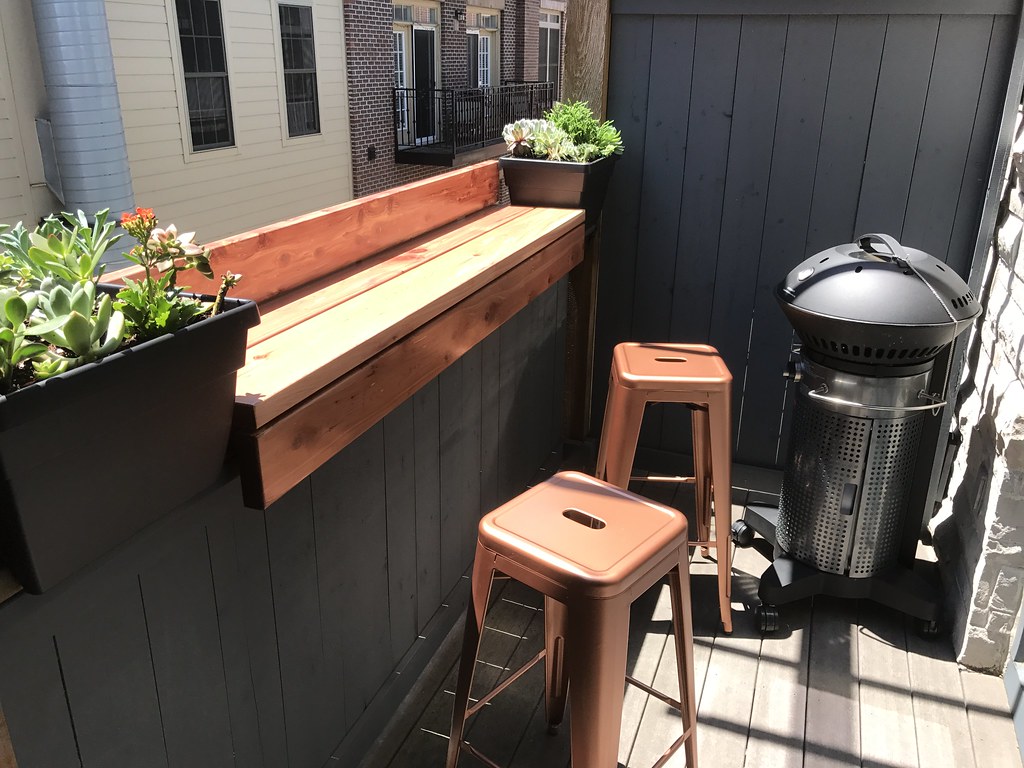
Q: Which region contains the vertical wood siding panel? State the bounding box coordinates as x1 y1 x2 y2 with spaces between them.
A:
0 632 80 767
738 15 837 464
661 15 743 457
594 15 654 429
805 16 887 254
54 577 168 768
139 525 235 768
948 16 1016 273
531 290 558 479
706 16 787 452
459 345 484 570
854 15 941 237
671 16 741 343
903 15 996 261
498 308 527 500
312 424 391 727
413 379 442 632
265 480 335 768
439 360 467 593
205 488 280 768
630 16 696 343
480 333 502 516
383 400 419 666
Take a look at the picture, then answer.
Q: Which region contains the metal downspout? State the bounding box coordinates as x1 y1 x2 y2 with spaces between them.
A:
30 0 134 216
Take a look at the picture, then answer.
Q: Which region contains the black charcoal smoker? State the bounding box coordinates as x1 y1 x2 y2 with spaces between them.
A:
736 233 980 633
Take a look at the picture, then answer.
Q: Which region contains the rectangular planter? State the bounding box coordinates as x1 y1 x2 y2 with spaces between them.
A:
0 292 260 593
499 154 617 234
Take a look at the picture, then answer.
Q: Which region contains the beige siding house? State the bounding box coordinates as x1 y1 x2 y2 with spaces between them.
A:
0 1 59 225
0 0 353 244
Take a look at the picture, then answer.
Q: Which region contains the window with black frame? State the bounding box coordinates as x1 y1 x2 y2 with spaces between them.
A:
279 4 321 137
174 0 234 150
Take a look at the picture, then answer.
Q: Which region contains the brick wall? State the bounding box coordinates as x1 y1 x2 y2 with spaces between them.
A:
344 0 538 198
932 111 1024 673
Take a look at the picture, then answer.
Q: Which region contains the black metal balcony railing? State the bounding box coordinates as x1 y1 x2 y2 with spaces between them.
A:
393 82 555 165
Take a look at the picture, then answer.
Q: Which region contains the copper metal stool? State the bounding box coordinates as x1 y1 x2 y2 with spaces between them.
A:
595 342 733 633
446 471 697 768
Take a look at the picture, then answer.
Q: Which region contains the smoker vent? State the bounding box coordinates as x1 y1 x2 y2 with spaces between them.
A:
804 335 945 361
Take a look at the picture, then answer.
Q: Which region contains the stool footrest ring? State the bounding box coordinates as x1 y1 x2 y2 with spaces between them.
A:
625 673 682 711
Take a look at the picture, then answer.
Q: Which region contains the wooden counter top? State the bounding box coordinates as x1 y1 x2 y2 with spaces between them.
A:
107 161 585 509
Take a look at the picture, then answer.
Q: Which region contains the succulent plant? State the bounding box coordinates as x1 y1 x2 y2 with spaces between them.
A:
23 209 118 288
0 288 62 392
502 102 624 163
30 282 126 379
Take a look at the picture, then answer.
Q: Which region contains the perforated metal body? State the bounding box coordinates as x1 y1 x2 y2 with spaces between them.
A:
777 358 927 577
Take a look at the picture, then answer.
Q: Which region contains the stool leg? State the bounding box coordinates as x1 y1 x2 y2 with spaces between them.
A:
446 546 496 768
691 407 712 557
543 596 569 729
596 383 647 489
564 596 631 768
708 389 733 634
669 553 698 768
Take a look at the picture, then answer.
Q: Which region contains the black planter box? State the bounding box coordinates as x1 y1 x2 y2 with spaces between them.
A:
499 154 618 234
0 292 260 593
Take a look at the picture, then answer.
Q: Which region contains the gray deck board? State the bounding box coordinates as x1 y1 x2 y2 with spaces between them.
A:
376 484 1023 768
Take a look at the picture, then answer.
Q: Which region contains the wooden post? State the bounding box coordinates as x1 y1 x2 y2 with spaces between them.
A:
0 706 18 768
563 0 612 118
562 0 612 440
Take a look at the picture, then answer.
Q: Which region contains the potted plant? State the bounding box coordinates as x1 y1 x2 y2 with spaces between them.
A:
0 208 259 593
500 100 624 233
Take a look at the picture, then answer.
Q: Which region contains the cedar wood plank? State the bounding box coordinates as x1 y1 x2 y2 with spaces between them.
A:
234 207 582 431
103 162 500 303
240 225 584 508
248 206 531 347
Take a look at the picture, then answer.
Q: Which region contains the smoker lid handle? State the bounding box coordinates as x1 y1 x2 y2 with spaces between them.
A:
806 386 946 413
857 233 912 266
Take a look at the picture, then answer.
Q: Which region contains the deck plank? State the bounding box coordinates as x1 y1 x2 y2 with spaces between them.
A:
858 604 919 768
744 594 810 767
906 625 976 768
804 598 862 768
690 539 762 768
961 669 1024 768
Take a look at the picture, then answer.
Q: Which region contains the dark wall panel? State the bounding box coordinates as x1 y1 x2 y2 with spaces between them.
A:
0 281 566 768
601 2 1020 468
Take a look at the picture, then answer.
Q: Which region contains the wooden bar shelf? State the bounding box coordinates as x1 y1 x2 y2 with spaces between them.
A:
107 161 585 509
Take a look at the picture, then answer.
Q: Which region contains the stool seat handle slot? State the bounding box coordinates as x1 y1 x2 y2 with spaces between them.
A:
562 507 607 529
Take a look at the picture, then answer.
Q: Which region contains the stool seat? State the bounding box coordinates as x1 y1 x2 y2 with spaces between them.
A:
447 471 698 768
614 343 731 389
481 472 688 598
596 342 734 633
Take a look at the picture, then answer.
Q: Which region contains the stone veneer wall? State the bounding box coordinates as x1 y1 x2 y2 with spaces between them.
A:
933 111 1024 673
343 0 535 198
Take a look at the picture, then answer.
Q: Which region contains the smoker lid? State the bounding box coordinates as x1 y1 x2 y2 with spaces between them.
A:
777 233 979 328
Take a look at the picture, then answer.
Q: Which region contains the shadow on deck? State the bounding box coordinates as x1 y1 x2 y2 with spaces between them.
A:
361 454 1023 768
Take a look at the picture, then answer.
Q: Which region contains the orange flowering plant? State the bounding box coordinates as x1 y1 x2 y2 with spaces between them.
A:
116 207 240 342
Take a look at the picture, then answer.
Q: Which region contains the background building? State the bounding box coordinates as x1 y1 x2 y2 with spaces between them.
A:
0 0 355 244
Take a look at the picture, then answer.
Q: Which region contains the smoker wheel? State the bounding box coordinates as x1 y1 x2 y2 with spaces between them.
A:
730 520 755 548
916 618 942 639
755 604 780 635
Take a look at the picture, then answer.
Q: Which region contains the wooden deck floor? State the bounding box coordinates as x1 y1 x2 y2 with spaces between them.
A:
364 476 1023 768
